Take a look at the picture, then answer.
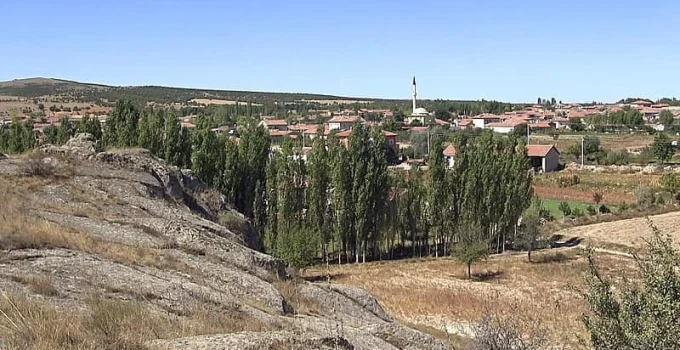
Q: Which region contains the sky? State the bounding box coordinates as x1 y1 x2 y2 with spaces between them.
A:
1 0 679 103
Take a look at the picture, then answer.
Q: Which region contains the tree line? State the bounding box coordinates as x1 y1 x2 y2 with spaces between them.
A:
2 99 536 273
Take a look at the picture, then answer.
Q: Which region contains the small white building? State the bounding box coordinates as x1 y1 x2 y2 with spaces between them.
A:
471 114 503 129
443 144 456 168
486 119 526 134
327 116 363 131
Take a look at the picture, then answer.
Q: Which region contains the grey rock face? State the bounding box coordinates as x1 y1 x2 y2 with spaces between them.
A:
0 136 451 350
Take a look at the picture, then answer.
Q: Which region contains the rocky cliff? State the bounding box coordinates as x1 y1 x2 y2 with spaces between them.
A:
0 134 449 350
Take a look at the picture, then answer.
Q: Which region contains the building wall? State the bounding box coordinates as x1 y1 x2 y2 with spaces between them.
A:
472 119 486 129
490 126 514 134
446 155 455 168
543 148 560 172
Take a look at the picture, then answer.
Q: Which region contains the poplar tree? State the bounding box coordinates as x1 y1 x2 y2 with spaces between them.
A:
329 132 353 264
264 153 279 252
427 137 447 256
348 123 370 263
21 120 35 151
220 139 240 205
56 117 73 145
164 110 183 167
306 126 330 263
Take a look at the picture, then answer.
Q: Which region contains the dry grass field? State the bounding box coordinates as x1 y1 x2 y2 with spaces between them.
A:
531 133 657 152
189 98 263 106
533 171 661 205
304 250 635 348
304 212 679 348
553 211 680 252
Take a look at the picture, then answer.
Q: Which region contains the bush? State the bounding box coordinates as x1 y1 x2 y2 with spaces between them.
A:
555 174 580 188
558 202 572 216
660 172 680 194
618 202 630 211
586 205 597 216
636 186 657 208
598 205 611 214
656 195 666 206
592 192 603 205
23 154 54 177
572 208 585 217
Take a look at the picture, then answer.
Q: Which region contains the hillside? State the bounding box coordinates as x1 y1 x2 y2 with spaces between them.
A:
0 77 369 104
0 134 448 350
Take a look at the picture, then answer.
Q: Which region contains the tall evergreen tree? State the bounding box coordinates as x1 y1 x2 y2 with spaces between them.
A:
427 137 447 257
306 126 330 263
164 109 183 166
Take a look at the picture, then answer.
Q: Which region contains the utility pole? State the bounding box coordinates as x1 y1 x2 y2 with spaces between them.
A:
581 135 584 167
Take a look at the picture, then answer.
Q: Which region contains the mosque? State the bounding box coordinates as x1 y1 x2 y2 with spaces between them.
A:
407 76 432 125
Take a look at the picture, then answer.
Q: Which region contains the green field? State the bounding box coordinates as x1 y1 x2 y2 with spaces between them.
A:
540 198 615 218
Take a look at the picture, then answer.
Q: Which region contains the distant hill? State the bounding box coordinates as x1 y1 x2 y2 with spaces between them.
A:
0 77 371 105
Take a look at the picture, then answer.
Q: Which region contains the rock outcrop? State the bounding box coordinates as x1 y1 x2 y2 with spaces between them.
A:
0 136 450 350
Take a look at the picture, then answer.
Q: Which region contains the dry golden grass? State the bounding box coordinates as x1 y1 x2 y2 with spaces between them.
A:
9 275 59 297
273 279 324 316
0 176 197 275
303 250 635 347
0 292 270 350
532 133 656 151
553 211 680 251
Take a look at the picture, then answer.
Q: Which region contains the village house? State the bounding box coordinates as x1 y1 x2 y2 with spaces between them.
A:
526 145 560 173
327 116 364 131
442 144 560 173
260 119 289 131
334 129 398 150
486 119 526 134
471 114 503 129
443 144 456 168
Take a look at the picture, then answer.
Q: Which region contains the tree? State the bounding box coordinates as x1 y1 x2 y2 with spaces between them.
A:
163 110 183 166
56 117 74 145
515 211 542 262
652 132 673 164
306 126 330 263
659 109 675 126
583 222 680 350
570 118 585 132
660 172 680 195
451 222 489 279
427 137 447 257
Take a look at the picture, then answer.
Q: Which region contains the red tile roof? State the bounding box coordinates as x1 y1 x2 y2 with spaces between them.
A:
487 119 526 128
526 145 558 157
269 129 293 136
262 119 288 126
443 144 457 157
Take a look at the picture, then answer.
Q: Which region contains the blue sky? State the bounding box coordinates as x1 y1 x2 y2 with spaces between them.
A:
1 0 678 103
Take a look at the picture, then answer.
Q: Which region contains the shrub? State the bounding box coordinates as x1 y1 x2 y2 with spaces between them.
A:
592 192 603 205
558 202 572 216
23 154 54 177
598 205 611 214
556 174 580 188
618 202 630 211
660 172 680 194
586 205 597 216
572 208 585 217
636 186 657 208
656 195 666 206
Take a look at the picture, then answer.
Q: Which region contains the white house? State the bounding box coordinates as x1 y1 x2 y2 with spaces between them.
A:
526 145 560 173
486 119 526 134
443 144 456 168
327 116 363 131
471 114 503 129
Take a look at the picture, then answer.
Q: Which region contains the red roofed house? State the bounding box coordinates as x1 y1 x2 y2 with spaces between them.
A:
259 119 289 131
631 100 653 107
327 116 364 131
486 118 526 134
335 129 397 150
526 145 560 173
471 114 503 129
455 118 474 130
442 144 456 168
